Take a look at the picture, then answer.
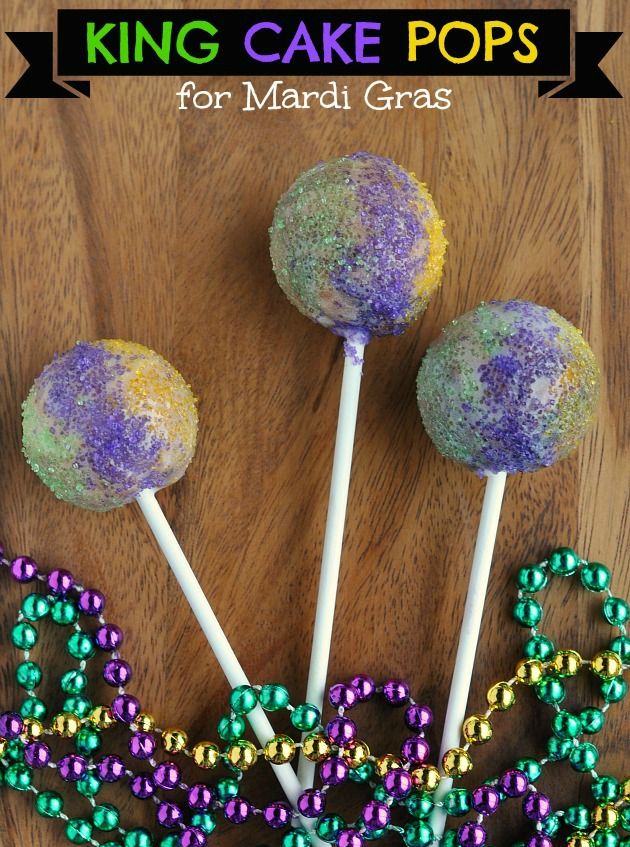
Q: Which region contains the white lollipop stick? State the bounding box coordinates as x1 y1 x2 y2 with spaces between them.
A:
429 471 507 842
298 342 365 788
136 489 310 820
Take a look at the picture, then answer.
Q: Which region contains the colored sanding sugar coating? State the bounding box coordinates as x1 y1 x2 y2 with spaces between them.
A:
22 340 198 511
269 151 447 342
417 300 599 475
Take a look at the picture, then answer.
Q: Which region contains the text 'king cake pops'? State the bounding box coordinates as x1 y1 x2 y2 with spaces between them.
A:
22 340 198 511
269 151 447 348
417 300 600 476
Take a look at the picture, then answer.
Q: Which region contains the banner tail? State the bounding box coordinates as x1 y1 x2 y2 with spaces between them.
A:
5 32 87 98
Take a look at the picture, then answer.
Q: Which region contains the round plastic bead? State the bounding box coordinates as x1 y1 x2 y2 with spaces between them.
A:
593 804 619 830
52 712 81 737
406 793 434 819
317 814 345 842
404 821 434 846
581 562 611 591
162 729 187 754
259 684 290 711
217 715 245 741
523 792 552 821
499 769 529 797
603 597 629 626
51 599 79 625
291 703 321 732
570 742 599 772
20 697 47 720
550 649 582 676
601 677 627 703
65 818 93 844
487 682 516 710
215 778 239 803
548 547 579 575
67 631 96 660
264 735 296 765
77 774 102 798
124 829 154 847
593 834 620 847
75 727 102 756
36 790 64 817
411 765 441 793
22 717 44 739
12 622 37 650
592 776 620 803
542 814 561 836
0 712 24 741
329 683 358 710
349 761 374 783
16 660 42 690
517 566 548 592
302 733 331 762
351 674 377 702
516 759 542 783
5 762 32 790
63 695 92 719
536 678 565 705
192 742 220 769
6 738 25 762
60 669 88 695
21 593 50 621
93 803 120 831
89 706 115 730
547 737 573 761
463 714 493 744
610 635 630 662
444 788 471 816
513 598 543 627
591 651 623 679
229 685 258 715
580 707 605 734
190 813 216 835
523 635 555 661
471 785 501 816
565 806 592 830
344 739 370 768
515 660 544 685
282 829 311 847
457 821 487 847
552 710 582 739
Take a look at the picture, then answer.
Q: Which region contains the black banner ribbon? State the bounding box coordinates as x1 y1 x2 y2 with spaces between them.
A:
539 31 622 98
5 32 90 98
4 9 623 99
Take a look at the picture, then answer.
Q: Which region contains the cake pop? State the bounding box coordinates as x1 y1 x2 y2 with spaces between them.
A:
416 300 599 840
22 340 309 819
416 300 599 475
270 152 446 789
22 340 197 511
270 151 446 346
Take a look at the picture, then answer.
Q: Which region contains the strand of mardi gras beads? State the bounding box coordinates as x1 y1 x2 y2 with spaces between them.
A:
0 544 439 847
2 548 329 846
437 547 629 847
0 545 627 846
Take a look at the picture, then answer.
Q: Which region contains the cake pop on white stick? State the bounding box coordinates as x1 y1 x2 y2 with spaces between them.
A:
415 300 600 841
270 152 447 786
21 339 307 813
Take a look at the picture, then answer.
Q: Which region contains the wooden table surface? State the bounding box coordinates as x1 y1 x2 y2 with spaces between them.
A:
0 1 628 844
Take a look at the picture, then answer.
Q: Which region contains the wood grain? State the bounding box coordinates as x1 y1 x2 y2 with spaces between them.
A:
0 0 628 843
